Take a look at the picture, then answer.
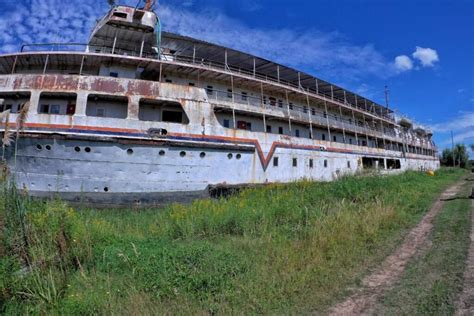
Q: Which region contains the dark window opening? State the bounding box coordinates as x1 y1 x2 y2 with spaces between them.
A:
241 91 248 101
188 82 195 86
278 99 283 108
165 79 172 83
289 102 294 110
322 134 326 141
278 127 283 134
293 158 297 167
273 157 279 167
39 92 76 116
206 85 214 95
269 97 276 106
347 161 351 168
311 108 316 115
324 160 328 168
227 89 233 98
266 125 272 133
109 72 119 78
237 121 252 131
223 119 230 128
333 135 337 142
162 111 183 123
309 159 314 168
112 12 128 18
295 129 300 137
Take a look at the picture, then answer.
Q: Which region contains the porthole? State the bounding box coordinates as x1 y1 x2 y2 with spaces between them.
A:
127 148 134 155
227 153 233 159
236 154 242 160
180 151 186 157
104 187 109 192
45 145 52 151
74 146 81 152
159 150 165 156
36 144 42 151
85 147 91 153
200 152 206 158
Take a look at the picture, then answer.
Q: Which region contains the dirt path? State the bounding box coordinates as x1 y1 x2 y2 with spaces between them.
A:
455 195 474 315
328 181 464 316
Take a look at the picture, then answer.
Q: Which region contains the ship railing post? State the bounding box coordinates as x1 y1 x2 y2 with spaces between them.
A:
139 34 145 57
260 82 266 132
324 100 331 144
159 63 162 82
43 54 49 74
331 85 334 100
285 90 292 133
79 55 85 76
193 45 196 63
253 58 256 78
112 32 117 54
315 78 319 95
231 75 236 128
306 92 313 139
362 113 369 147
277 65 280 83
11 55 17 74
351 109 358 146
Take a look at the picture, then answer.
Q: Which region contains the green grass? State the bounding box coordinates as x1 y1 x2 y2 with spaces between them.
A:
0 168 467 315
373 180 472 315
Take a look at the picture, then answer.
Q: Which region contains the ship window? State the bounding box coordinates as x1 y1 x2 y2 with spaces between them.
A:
38 92 76 116
40 104 50 113
289 102 294 110
113 12 128 19
349 138 352 144
139 99 189 124
96 108 106 117
206 85 214 95
303 107 308 114
311 108 316 115
295 129 300 137
237 121 251 131
263 96 267 105
241 92 248 101
109 72 118 78
324 160 328 168
333 135 337 142
293 158 297 167
162 111 183 123
87 94 127 119
266 125 272 133
278 127 283 135
322 134 326 141
273 157 279 167
165 79 172 83
309 159 314 168
188 82 195 86
50 104 60 114
347 161 351 169
227 89 233 98
323 112 327 118
278 99 283 108
223 119 230 128
269 97 276 106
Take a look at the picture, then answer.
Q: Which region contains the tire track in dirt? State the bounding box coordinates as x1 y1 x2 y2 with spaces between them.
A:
328 181 464 316
455 193 474 316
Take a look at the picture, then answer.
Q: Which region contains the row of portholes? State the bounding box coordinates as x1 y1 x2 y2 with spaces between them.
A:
36 144 52 151
74 146 91 153
157 149 242 160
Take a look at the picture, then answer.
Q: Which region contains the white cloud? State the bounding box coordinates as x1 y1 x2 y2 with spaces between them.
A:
428 111 474 133
412 46 439 67
394 55 413 72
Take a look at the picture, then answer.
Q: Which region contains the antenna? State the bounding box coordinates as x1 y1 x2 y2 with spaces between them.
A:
384 85 390 110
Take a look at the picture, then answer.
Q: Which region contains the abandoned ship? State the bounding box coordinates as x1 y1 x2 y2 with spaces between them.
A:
0 1 439 205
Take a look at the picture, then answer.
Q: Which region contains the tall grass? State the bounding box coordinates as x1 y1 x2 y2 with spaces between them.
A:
0 168 466 314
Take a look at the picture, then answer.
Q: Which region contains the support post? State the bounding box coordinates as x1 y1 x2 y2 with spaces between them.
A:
261 83 266 132
315 78 319 94
253 58 256 77
331 85 334 100
139 36 145 57
11 55 17 74
231 75 236 129
298 72 301 89
112 34 117 54
159 63 162 82
306 93 313 139
351 110 358 145
225 49 228 71
277 65 280 83
339 104 346 143
324 100 331 143
43 54 49 74
79 55 85 76
285 90 292 133
193 45 196 63
362 113 369 147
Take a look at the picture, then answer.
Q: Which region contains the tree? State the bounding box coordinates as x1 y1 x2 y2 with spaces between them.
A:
441 144 469 168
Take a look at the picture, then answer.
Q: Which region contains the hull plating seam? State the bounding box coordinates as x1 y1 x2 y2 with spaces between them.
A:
13 123 437 171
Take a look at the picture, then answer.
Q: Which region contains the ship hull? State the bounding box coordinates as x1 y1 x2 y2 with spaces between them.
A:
5 134 439 206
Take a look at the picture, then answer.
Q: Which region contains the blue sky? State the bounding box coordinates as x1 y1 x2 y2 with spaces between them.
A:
0 0 472 155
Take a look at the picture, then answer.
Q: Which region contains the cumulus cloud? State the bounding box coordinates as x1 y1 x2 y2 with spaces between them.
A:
412 46 439 67
394 55 413 72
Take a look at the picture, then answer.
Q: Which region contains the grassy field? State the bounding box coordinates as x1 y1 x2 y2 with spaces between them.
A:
373 180 472 315
0 168 466 315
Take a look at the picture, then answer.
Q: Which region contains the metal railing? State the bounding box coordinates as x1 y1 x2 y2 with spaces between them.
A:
18 42 394 122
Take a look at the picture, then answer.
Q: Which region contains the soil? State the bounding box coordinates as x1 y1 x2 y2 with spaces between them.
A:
328 181 464 315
